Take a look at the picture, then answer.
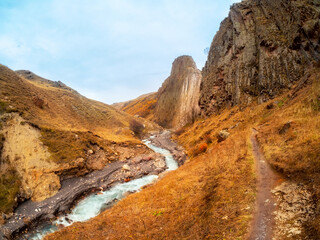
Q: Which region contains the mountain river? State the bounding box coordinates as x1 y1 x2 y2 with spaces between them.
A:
27 137 178 240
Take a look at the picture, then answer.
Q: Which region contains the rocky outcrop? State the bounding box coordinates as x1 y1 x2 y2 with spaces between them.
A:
200 0 320 116
154 56 202 129
114 56 201 129
1 113 60 202
272 181 316 239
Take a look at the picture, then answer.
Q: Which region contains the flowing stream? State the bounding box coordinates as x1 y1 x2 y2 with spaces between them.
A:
28 138 178 240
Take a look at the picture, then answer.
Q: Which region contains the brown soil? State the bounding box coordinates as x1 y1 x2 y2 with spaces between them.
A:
249 129 283 240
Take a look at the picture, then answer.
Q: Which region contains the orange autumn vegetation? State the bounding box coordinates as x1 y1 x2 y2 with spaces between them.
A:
113 93 157 120
46 67 320 239
190 142 208 157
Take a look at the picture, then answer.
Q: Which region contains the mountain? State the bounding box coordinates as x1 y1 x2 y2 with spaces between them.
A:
199 0 320 116
114 56 201 129
0 65 159 211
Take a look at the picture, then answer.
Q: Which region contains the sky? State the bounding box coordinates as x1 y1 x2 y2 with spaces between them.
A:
0 0 239 104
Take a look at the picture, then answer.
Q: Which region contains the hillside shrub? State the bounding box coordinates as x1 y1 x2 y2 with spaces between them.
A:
203 134 213 144
190 142 208 157
174 128 185 136
129 119 144 137
0 101 7 114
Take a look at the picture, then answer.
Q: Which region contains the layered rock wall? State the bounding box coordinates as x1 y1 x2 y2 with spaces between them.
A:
154 56 202 129
200 0 320 116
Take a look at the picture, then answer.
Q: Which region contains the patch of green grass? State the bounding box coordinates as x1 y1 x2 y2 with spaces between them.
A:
277 97 288 108
152 210 164 216
0 169 21 214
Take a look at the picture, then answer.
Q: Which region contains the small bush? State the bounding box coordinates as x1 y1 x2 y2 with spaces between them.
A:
174 128 185 136
199 143 208 152
129 119 144 137
203 134 212 144
190 142 208 157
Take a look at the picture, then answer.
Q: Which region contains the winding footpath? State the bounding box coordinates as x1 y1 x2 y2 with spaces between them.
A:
249 129 282 240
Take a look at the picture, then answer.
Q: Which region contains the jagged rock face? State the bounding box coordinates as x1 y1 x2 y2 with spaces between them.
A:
154 56 202 129
200 0 320 116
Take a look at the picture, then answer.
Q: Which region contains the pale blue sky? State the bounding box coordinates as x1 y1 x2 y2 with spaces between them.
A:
0 0 238 104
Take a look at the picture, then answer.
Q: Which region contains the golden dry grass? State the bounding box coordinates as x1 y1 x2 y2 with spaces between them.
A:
255 70 320 237
45 129 256 240
114 92 157 120
0 65 147 143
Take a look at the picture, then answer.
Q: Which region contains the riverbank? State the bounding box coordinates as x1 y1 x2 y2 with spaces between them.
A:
0 131 186 240
148 130 187 166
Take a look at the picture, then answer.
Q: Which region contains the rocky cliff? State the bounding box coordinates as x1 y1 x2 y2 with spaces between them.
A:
114 56 202 129
200 0 320 116
154 56 202 129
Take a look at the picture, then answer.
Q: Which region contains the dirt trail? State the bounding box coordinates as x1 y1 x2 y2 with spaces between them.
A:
249 129 283 240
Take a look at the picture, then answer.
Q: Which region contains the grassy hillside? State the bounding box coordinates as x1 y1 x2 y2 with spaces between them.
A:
45 66 320 239
113 92 157 120
0 66 155 142
0 65 159 213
